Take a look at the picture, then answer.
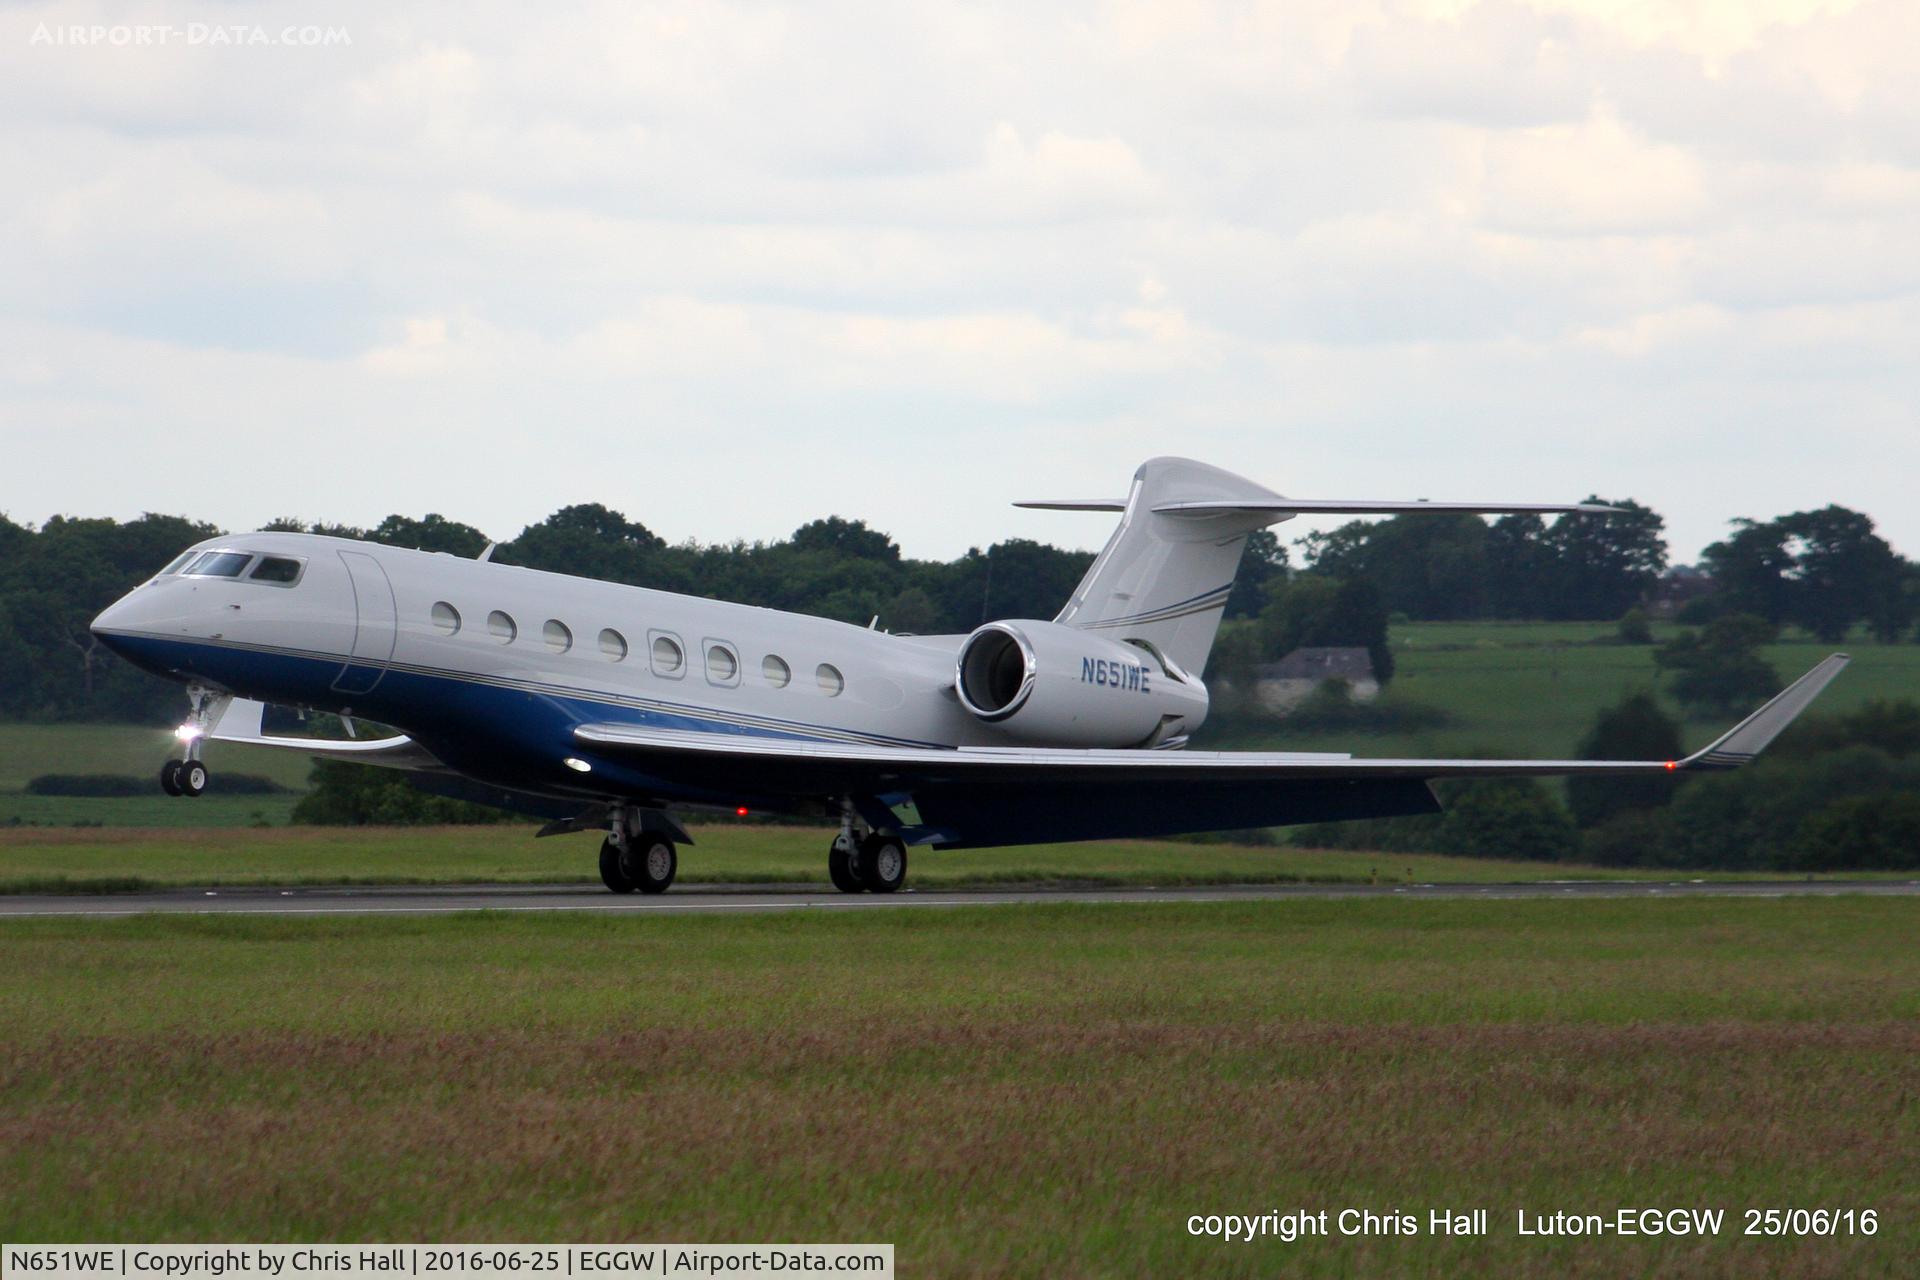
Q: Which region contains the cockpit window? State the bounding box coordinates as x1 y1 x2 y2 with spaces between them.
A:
249 556 303 585
158 552 196 576
184 551 254 578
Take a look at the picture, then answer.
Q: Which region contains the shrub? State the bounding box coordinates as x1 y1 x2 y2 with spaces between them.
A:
1581 810 1669 867
26 772 288 796
291 761 517 825
1616 608 1654 645
1289 776 1577 862
1795 794 1920 870
1566 693 1684 827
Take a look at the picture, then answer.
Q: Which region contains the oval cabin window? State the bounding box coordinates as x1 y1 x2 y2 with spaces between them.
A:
816 663 845 697
762 655 791 688
599 629 628 661
488 610 517 643
544 620 573 653
707 645 739 685
652 634 684 676
431 602 461 635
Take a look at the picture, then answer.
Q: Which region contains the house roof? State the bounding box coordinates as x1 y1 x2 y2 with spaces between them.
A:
1252 646 1377 681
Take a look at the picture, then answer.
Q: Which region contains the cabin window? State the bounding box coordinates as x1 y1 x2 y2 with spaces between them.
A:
544 620 573 654
761 655 791 688
488 610 518 643
816 663 845 697
651 633 685 677
706 643 740 687
431 602 462 635
249 556 303 585
185 551 253 578
599 628 628 661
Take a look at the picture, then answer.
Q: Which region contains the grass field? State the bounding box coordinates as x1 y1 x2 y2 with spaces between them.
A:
1205 620 1920 759
1 822 1909 894
0 722 315 793
0 897 1913 1274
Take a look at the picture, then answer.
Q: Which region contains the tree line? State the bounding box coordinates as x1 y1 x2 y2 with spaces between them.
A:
0 505 1093 722
0 494 1912 724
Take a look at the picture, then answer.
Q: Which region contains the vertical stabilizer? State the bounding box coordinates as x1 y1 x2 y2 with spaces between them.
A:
1048 458 1281 674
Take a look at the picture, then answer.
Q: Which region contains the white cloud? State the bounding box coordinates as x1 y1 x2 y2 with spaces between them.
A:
0 0 1915 562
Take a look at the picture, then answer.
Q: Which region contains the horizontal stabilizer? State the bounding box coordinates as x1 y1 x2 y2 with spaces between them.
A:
1013 498 1129 512
1153 498 1622 517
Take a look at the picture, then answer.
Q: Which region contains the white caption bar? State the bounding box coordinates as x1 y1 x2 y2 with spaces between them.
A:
3 1247 892 1280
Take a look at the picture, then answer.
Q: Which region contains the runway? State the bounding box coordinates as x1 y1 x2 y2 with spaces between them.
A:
0 878 1914 918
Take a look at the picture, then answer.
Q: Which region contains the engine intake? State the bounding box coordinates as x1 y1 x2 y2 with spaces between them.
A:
954 620 1209 747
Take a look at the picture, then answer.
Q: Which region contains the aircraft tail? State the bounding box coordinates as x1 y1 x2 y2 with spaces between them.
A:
1020 457 1616 677
1026 458 1280 675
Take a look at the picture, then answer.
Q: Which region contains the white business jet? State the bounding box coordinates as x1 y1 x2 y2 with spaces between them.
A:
90 458 1846 895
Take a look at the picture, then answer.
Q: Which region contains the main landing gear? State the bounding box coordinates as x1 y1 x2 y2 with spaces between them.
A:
599 805 677 894
160 684 228 798
828 813 907 894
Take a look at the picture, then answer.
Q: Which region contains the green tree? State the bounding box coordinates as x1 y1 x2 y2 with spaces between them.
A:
1703 506 1908 642
1566 693 1684 827
1536 498 1667 620
789 517 899 562
1655 613 1781 717
1301 513 1489 620
1616 607 1654 645
499 504 664 586
291 761 516 825
367 513 492 557
1224 529 1288 620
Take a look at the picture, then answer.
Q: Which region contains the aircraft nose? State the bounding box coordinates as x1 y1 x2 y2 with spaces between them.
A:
90 587 152 655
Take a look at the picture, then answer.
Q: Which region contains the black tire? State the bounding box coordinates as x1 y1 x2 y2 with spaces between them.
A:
828 837 864 893
633 837 676 894
177 760 208 797
599 835 636 894
859 834 907 893
159 760 183 797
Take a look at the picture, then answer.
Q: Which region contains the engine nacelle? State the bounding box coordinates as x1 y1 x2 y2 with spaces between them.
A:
954 619 1210 747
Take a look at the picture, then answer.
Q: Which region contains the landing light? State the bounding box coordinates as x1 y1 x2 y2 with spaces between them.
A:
174 724 204 742
563 757 592 773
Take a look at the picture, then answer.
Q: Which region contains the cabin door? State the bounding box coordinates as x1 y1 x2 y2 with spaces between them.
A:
331 550 398 696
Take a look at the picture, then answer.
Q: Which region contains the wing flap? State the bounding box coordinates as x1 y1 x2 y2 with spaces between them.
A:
210 698 445 772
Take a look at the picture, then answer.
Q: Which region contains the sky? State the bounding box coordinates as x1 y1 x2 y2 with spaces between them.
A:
2 0 1916 566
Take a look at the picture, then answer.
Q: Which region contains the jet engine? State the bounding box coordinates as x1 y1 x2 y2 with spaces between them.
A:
954 619 1210 747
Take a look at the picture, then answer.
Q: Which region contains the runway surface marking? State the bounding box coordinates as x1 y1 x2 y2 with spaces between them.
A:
0 879 1913 918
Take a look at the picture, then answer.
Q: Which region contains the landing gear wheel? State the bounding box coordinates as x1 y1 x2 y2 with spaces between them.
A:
599 836 636 894
828 837 864 893
633 837 676 894
859 834 907 893
177 760 208 797
159 760 183 796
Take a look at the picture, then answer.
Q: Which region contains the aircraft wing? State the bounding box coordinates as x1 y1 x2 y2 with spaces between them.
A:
572 655 1847 849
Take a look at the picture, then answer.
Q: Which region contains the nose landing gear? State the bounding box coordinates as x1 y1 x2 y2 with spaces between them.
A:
160 684 228 798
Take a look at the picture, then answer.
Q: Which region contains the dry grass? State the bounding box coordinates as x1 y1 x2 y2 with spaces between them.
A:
1 898 1915 1276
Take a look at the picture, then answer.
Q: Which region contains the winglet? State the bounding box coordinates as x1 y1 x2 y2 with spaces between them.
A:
1680 654 1850 770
